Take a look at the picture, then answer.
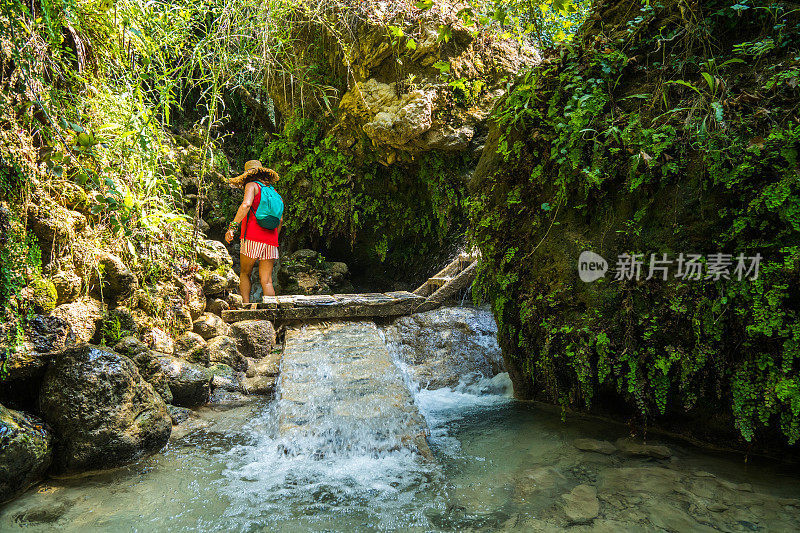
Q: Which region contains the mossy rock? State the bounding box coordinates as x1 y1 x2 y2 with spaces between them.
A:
28 278 57 314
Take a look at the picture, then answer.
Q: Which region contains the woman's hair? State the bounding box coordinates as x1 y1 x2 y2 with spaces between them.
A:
244 167 280 186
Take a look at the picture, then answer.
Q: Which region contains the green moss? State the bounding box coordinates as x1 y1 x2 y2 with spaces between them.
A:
471 0 800 445
29 278 58 314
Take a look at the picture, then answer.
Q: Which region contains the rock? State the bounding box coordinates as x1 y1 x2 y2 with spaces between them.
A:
574 438 617 455
383 306 503 389
113 336 173 404
104 306 138 338
38 345 171 473
226 269 239 290
155 355 213 407
562 484 600 524
359 82 435 149
27 204 85 260
242 374 277 396
227 293 244 310
208 363 242 391
19 314 76 369
1 315 75 408
615 438 672 460
51 269 81 305
184 279 206 320
202 271 228 296
193 312 230 340
207 298 230 316
51 297 104 343
245 350 282 377
174 332 210 365
197 239 232 269
91 252 138 301
207 335 247 371
229 320 276 359
144 326 173 354
277 249 352 295
166 405 192 425
21 278 57 314
173 304 193 333
597 467 681 496
0 405 53 503
515 466 567 498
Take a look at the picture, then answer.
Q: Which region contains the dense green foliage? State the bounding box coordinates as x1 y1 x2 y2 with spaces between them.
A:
260 116 469 263
471 0 800 445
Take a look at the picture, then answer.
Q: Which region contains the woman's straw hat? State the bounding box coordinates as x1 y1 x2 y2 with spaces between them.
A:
229 160 279 188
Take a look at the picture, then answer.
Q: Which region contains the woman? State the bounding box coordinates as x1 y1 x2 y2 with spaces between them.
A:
224 160 282 304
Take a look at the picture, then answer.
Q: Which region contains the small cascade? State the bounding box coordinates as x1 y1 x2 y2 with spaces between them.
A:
275 321 432 459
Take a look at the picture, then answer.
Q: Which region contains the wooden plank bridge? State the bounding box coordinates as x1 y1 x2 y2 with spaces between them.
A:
221 250 480 323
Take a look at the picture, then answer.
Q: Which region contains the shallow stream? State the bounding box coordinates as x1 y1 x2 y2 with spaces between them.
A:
2 328 800 532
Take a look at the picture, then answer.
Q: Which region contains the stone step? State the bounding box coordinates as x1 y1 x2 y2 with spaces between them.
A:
221 291 425 323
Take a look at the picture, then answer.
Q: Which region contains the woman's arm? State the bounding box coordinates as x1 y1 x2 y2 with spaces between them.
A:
225 183 256 243
277 216 283 238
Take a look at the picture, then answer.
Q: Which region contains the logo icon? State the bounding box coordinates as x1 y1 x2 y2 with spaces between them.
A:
578 251 608 282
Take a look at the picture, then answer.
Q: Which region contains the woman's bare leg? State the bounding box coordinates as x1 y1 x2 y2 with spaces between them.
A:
240 254 256 303
259 259 276 297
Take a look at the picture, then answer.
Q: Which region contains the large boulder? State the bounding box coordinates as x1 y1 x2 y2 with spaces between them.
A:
192 312 230 340
229 320 276 359
51 297 104 343
173 332 210 365
0 405 52 503
155 355 213 407
90 252 138 302
207 336 248 372
0 315 76 409
38 345 172 473
114 336 173 404
383 306 504 389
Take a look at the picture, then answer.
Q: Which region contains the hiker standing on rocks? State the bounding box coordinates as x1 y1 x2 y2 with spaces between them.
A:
225 160 284 304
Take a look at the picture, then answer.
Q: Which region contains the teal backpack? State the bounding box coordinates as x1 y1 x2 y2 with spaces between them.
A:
250 181 284 230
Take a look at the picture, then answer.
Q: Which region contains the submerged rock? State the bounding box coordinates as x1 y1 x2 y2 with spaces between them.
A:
156 355 213 407
383 306 503 389
574 438 617 455
0 405 53 503
229 320 276 359
38 345 171 473
615 438 672 460
562 484 600 524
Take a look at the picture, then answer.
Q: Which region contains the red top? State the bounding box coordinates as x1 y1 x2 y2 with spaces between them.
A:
241 184 279 246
